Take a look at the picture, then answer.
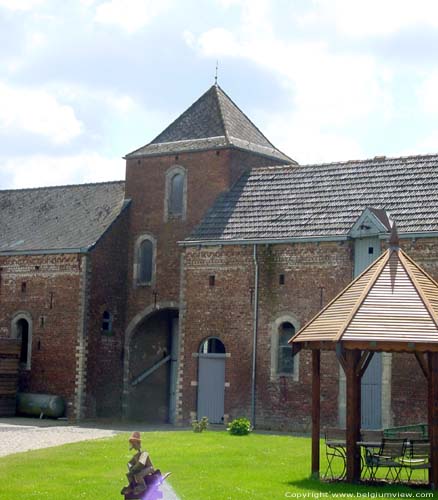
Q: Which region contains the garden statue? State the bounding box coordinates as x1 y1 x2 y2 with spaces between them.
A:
121 431 170 500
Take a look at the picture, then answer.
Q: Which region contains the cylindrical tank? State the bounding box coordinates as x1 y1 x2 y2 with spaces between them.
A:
17 392 65 419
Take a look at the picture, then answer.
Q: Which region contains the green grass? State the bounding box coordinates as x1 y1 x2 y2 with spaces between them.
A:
0 431 435 499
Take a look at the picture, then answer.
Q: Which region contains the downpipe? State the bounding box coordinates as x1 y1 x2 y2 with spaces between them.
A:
251 244 259 428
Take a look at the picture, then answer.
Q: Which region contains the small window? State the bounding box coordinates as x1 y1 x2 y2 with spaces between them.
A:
199 337 225 354
16 318 30 365
368 247 374 255
169 173 184 216
209 275 215 287
277 322 295 374
279 274 285 285
139 239 153 283
102 311 112 333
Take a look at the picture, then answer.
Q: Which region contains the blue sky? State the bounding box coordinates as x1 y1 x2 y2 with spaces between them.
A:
2 0 438 188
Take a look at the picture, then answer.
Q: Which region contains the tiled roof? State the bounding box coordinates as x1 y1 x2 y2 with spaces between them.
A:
291 247 438 350
125 85 292 163
0 181 127 253
187 154 438 242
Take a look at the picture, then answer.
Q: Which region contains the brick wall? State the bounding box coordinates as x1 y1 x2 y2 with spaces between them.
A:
85 207 130 418
0 253 84 418
181 237 438 431
181 241 353 431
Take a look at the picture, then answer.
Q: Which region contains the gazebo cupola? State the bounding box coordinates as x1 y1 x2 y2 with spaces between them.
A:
291 225 438 487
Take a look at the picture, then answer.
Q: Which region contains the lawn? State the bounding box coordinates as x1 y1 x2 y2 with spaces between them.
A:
0 431 435 499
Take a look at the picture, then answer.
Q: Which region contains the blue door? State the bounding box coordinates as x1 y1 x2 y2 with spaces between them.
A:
197 354 225 423
355 236 382 429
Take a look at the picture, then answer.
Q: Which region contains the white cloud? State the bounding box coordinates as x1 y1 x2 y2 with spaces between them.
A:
304 0 438 37
417 72 438 114
94 0 169 33
0 82 82 144
190 27 391 126
0 0 45 10
0 152 125 189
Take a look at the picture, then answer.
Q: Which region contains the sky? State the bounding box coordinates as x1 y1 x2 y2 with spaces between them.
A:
2 0 438 189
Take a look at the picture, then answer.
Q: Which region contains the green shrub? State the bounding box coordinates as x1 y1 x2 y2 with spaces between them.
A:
192 416 209 433
227 417 252 435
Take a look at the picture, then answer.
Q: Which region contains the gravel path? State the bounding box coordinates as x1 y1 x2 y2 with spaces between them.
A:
0 418 179 499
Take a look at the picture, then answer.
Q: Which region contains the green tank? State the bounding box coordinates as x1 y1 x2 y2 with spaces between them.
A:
17 392 65 419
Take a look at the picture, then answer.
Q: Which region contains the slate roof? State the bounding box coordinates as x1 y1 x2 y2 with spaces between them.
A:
0 181 127 253
187 154 438 243
125 85 293 163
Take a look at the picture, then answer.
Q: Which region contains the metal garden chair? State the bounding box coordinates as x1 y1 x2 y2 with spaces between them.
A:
323 428 346 480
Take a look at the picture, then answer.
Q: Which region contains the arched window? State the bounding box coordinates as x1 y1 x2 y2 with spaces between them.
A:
134 234 156 286
11 313 32 370
270 314 299 380
139 239 153 283
199 337 226 354
169 173 184 215
165 166 187 220
277 322 295 374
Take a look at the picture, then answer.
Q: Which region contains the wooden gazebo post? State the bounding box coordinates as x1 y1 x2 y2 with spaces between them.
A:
429 352 438 488
345 349 361 482
311 349 320 478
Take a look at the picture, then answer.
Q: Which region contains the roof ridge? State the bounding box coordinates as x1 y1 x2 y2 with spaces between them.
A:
0 179 125 193
215 85 292 160
214 85 230 145
301 152 438 168
149 85 224 145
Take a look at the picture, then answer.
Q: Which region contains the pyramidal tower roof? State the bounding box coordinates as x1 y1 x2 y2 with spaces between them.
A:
126 85 294 163
291 245 438 351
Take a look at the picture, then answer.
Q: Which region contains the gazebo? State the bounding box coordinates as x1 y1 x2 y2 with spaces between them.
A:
291 228 438 488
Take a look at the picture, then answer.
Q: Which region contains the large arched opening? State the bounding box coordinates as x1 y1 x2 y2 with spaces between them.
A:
125 306 179 422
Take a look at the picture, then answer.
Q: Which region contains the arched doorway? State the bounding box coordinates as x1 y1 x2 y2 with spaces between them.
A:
127 308 178 422
197 337 226 424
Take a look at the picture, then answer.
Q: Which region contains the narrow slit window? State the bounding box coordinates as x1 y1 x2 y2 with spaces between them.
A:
169 173 184 216
102 311 112 333
209 275 215 287
279 274 285 285
277 322 295 374
139 239 153 283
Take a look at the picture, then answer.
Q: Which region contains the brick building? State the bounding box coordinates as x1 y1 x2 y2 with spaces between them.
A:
1 84 437 430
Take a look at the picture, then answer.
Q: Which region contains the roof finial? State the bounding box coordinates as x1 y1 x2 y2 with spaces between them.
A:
214 60 219 86
389 221 399 249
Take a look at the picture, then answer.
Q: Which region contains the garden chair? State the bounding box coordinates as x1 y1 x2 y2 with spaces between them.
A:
323 428 346 480
364 438 405 481
400 440 430 481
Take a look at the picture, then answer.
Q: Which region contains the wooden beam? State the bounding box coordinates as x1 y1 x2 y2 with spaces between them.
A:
335 342 347 373
357 351 374 378
342 340 438 353
415 352 429 379
346 350 361 483
428 352 438 489
131 355 171 386
291 342 302 356
311 350 321 478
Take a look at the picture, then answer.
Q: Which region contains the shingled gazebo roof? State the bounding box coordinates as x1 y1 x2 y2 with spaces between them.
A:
291 243 438 352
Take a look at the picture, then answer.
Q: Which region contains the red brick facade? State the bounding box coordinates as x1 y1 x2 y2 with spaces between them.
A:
0 253 84 418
